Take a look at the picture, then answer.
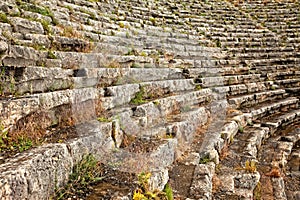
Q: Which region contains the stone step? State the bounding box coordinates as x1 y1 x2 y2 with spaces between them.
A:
106 136 178 173
228 89 287 109
254 64 299 73
199 73 263 88
233 51 296 60
245 57 300 67
79 67 185 85
0 88 97 130
261 108 300 134
0 66 74 96
256 125 300 200
276 78 300 89
2 45 47 67
286 87 300 95
242 97 299 121
0 120 115 200
215 81 269 97
105 89 212 137
219 40 279 48
213 111 299 199
227 46 295 54
267 71 300 80
100 78 197 110
213 124 264 199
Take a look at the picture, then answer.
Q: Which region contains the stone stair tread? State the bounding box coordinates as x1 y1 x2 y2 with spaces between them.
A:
261 108 300 129
242 97 299 119
100 78 198 109
0 120 114 199
228 89 287 108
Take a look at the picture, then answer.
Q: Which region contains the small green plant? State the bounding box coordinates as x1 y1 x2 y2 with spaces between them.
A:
229 134 234 143
119 21 125 28
40 19 52 34
126 31 130 38
153 100 160 106
16 137 33 152
236 160 257 173
0 127 32 153
149 17 156 25
195 85 202 90
133 172 173 200
131 63 141 68
253 181 261 200
0 127 9 152
55 154 104 199
131 86 147 105
0 12 9 23
238 125 244 133
199 154 211 164
97 117 111 122
270 85 276 90
164 183 173 200
244 160 257 173
140 51 147 57
216 39 221 48
138 172 152 191
47 50 57 59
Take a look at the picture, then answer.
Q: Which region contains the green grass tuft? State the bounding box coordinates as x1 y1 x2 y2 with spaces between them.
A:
54 154 104 199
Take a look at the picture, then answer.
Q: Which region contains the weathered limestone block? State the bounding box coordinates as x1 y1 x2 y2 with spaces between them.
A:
148 168 169 191
0 120 114 200
190 162 215 200
271 177 287 200
22 11 52 24
71 77 98 88
16 78 73 95
112 119 123 148
231 114 248 127
134 102 163 128
8 17 44 34
141 79 195 94
0 96 39 128
114 109 141 136
115 68 183 84
19 66 73 81
8 45 40 60
101 84 139 109
220 121 239 142
234 172 260 199
167 107 209 152
148 139 177 170
229 84 247 96
23 34 51 49
0 23 13 36
39 88 98 110
0 144 73 200
106 138 177 173
234 172 260 190
0 2 20 16
67 120 114 163
0 41 8 57
2 66 74 94
3 45 41 66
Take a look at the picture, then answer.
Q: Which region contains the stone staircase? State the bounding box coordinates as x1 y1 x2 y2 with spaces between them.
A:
0 0 299 199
